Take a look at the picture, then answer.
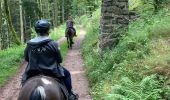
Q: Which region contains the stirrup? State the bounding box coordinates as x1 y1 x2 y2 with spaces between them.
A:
69 93 79 100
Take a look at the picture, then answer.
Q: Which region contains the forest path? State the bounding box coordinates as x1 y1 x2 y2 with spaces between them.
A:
63 27 92 100
0 27 92 100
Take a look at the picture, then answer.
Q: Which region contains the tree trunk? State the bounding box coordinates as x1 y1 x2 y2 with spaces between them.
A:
62 0 65 22
37 0 42 19
53 0 58 27
0 0 8 49
0 0 2 49
41 0 48 19
7 24 10 47
47 2 50 19
19 0 24 44
99 0 129 50
64 0 72 19
4 0 21 45
23 10 29 42
39 0 43 18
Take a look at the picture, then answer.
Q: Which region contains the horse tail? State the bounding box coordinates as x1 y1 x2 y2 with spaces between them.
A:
30 86 46 100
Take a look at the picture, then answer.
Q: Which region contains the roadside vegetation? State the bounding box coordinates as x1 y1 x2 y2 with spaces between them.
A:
81 1 170 99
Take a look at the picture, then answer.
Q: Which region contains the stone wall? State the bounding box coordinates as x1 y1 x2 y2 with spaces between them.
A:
100 0 129 50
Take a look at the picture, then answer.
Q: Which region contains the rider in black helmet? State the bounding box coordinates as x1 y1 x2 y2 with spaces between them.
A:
35 20 51 35
22 19 78 100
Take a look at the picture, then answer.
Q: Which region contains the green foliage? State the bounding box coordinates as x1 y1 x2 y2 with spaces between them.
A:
81 4 170 100
70 0 101 17
60 41 69 59
0 45 25 86
49 23 80 41
129 0 142 10
130 0 170 15
23 0 41 24
49 24 66 40
105 75 163 100
148 12 170 38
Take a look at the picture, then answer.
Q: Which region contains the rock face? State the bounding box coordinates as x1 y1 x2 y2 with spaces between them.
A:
100 0 129 50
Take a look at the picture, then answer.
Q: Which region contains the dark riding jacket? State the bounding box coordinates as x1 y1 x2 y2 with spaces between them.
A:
22 36 64 83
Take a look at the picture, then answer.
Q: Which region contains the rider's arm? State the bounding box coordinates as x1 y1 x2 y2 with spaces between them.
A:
51 41 63 63
56 47 62 63
24 45 29 62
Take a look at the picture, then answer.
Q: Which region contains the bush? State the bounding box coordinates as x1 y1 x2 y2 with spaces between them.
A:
0 45 25 86
81 4 170 100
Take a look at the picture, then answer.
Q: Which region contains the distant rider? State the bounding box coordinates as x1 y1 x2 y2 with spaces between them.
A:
65 16 77 37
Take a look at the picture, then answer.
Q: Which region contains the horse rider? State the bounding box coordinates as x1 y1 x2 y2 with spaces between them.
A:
65 16 77 37
21 19 78 100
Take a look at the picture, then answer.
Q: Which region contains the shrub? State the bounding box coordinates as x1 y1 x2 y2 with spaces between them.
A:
81 4 170 100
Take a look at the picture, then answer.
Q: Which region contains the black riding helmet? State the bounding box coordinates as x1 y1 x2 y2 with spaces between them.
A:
35 19 51 35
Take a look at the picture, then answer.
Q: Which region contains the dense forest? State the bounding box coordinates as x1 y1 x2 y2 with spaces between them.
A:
0 0 100 49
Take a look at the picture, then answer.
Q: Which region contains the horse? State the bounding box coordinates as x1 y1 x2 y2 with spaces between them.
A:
65 27 76 49
18 75 69 100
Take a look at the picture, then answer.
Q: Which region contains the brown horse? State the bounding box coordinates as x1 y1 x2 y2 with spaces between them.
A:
18 75 68 100
66 28 76 49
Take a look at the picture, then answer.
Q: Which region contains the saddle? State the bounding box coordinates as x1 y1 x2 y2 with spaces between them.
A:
65 27 76 37
42 75 69 100
56 78 70 100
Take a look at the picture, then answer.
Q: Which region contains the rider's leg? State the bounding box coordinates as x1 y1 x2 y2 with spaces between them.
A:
70 37 74 45
63 67 72 93
63 67 78 99
72 27 76 36
67 37 70 48
21 73 29 86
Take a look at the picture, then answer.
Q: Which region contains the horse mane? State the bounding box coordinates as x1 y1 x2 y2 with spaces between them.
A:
18 76 68 100
30 86 46 100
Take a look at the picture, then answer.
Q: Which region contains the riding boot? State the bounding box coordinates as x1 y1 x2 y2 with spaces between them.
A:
21 73 29 86
68 91 79 100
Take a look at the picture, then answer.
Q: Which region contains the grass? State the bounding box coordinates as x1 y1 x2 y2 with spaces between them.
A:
81 3 170 100
60 41 69 60
50 24 66 40
0 45 25 86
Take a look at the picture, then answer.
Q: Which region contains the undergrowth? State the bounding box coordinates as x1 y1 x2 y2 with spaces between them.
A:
50 24 66 40
0 45 24 86
81 3 170 100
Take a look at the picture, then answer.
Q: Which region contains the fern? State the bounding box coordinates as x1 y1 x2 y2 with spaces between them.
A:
105 76 163 100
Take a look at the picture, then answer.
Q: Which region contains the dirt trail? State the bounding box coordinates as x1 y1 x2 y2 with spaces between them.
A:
0 28 92 100
63 28 92 100
0 61 27 100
